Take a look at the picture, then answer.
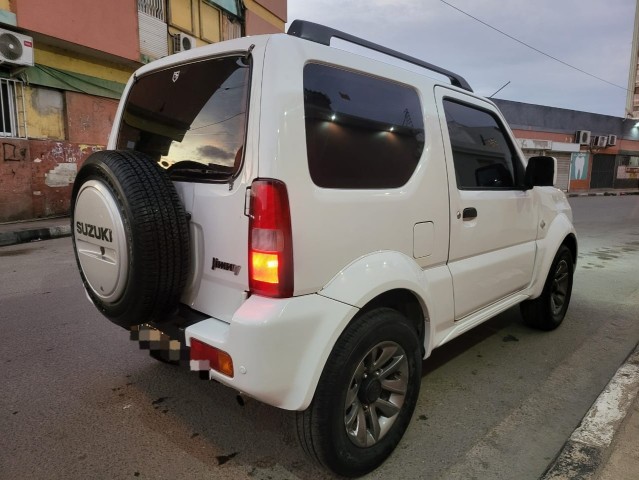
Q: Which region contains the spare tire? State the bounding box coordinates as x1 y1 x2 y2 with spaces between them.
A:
71 150 190 328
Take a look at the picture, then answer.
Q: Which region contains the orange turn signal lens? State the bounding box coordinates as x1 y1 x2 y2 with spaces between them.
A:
251 252 279 284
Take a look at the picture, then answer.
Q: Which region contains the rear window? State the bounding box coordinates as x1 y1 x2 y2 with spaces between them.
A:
117 55 250 182
303 63 425 189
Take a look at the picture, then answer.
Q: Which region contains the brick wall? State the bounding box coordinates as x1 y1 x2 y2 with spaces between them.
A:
0 139 102 222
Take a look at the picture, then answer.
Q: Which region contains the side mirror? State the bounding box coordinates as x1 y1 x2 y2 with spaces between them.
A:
524 156 556 190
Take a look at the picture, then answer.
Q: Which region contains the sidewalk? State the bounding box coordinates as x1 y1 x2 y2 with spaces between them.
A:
567 188 639 197
0 215 71 247
542 343 639 480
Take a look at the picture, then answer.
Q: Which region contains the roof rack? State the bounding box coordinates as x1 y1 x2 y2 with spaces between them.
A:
287 19 473 93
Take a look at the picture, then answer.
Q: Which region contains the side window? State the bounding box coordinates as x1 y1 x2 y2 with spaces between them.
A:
443 99 522 190
303 63 425 189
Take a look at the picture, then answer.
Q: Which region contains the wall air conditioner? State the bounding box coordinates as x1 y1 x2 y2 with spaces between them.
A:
575 130 591 145
173 32 196 53
0 27 34 67
607 134 617 146
592 136 608 148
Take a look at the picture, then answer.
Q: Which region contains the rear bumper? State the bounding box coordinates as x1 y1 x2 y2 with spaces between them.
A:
184 293 357 410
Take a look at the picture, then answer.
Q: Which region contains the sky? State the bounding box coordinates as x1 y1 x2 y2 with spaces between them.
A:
287 0 636 118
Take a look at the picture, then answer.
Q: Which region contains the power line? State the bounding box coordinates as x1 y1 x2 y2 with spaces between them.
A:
440 0 630 92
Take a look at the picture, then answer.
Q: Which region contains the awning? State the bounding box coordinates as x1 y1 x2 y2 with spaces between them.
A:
23 64 126 99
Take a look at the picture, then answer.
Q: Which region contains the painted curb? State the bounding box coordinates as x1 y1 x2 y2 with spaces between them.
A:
541 344 639 479
0 224 71 247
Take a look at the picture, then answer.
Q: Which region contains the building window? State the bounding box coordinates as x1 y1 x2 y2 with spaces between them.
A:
138 0 165 21
0 78 26 138
221 14 242 40
620 155 639 167
204 0 240 17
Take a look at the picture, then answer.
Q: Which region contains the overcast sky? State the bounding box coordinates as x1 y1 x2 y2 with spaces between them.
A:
287 0 636 118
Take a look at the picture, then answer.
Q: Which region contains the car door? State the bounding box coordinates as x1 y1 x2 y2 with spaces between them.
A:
435 87 537 320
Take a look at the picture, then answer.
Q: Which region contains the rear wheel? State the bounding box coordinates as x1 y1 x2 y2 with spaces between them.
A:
520 245 573 330
296 308 422 477
71 150 190 328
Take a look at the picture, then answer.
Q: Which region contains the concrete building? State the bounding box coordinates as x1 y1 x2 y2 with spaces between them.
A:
627 0 639 118
495 99 639 193
0 0 286 222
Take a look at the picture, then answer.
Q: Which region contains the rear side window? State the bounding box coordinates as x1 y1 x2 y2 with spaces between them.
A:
442 99 523 189
117 55 250 182
303 63 425 189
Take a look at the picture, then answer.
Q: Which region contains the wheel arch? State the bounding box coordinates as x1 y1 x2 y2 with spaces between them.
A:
318 250 451 360
562 232 578 268
529 213 577 299
358 288 429 358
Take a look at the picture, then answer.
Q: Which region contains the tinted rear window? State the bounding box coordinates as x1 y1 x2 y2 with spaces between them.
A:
303 63 425 189
117 55 250 182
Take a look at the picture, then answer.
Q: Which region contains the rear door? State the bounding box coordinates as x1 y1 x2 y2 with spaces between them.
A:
114 45 261 322
435 87 537 320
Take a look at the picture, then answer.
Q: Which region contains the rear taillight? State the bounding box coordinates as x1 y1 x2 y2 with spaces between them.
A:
248 179 293 297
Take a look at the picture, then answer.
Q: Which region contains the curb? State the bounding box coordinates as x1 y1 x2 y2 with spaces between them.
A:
542 343 639 479
0 224 71 247
567 191 639 197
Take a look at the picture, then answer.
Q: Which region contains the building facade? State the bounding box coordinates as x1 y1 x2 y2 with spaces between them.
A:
494 99 639 193
627 0 639 118
0 0 285 222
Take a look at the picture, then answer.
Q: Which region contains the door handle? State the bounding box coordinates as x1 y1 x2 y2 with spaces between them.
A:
462 207 477 220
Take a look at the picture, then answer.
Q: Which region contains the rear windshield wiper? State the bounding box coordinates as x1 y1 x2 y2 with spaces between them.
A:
167 161 233 178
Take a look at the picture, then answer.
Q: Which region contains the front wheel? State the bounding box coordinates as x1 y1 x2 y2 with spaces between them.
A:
296 308 422 477
520 245 574 330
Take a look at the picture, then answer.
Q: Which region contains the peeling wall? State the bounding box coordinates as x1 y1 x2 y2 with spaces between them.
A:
0 139 102 222
0 140 32 221
26 86 65 140
65 92 118 145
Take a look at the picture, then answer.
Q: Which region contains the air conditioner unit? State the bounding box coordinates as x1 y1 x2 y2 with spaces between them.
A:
607 134 617 146
592 135 608 148
575 130 591 145
0 27 34 66
173 32 196 53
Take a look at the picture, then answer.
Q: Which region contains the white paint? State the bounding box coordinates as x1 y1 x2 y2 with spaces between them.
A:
44 163 77 187
571 356 639 448
551 142 581 153
34 158 42 163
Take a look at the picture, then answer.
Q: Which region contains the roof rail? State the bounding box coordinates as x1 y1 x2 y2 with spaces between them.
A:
287 19 473 92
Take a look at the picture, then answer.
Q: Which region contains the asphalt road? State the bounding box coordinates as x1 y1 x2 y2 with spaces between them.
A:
1 195 638 480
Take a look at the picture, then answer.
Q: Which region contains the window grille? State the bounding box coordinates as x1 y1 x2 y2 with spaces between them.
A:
138 0 165 21
0 79 26 138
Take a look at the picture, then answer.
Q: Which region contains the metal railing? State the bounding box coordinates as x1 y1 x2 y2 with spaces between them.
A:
138 0 165 21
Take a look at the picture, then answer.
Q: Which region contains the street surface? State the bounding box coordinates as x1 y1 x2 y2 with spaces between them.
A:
1 196 639 480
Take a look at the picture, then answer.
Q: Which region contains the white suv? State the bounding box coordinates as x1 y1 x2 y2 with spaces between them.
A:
71 20 577 477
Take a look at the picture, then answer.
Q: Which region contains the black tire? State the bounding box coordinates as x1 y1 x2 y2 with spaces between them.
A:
520 245 573 331
71 150 190 328
296 308 422 477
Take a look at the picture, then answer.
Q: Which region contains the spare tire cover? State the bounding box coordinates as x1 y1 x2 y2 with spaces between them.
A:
71 150 190 328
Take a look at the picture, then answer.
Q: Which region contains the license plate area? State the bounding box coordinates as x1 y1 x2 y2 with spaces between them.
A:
130 324 188 365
